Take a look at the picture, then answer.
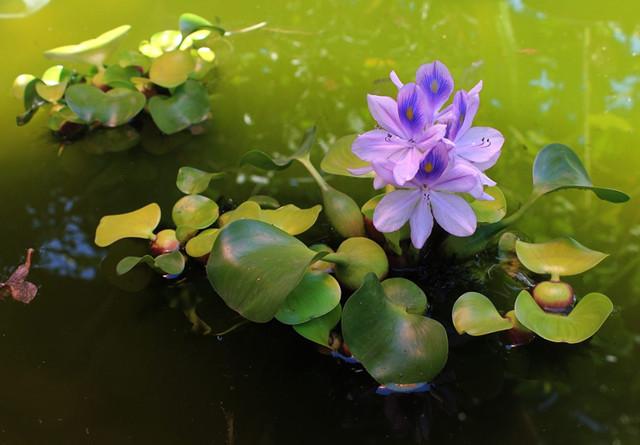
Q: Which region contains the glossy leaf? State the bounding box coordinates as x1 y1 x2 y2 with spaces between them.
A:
532 143 629 203
44 25 131 66
325 237 388 290
35 65 70 102
206 220 325 323
275 271 341 325
470 186 507 223
293 305 342 347
179 13 225 36
320 134 373 177
515 238 608 278
514 290 613 343
452 292 513 336
342 274 448 384
149 50 195 88
219 201 321 236
65 84 145 127
176 167 224 194
154 250 186 275
95 203 161 247
322 186 365 238
148 80 210 134
185 228 219 258
381 278 428 314
172 195 219 230
116 255 155 275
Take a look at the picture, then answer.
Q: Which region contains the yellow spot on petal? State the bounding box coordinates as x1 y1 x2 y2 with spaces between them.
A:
430 79 439 93
405 106 414 121
424 162 434 173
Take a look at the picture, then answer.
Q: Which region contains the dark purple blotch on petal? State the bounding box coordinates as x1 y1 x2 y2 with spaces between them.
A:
446 90 468 141
416 144 449 183
397 83 426 137
416 61 454 117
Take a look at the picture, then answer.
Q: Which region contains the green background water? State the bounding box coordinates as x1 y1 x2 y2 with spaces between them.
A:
1 0 639 443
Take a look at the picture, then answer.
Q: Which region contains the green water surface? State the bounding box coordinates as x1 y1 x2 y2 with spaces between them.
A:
1 0 639 444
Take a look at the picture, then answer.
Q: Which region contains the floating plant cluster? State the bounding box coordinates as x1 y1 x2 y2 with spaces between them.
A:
11 13 225 151
86 61 630 392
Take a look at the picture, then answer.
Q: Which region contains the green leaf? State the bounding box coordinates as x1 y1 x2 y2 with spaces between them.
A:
44 25 131 66
320 134 373 177
247 195 280 209
514 290 613 344
148 80 210 134
118 50 151 72
179 13 225 36
65 84 145 127
470 186 507 223
12 74 35 100
154 250 186 275
321 186 365 238
176 167 224 194
275 271 341 325
293 305 342 347
17 78 47 126
35 65 71 102
219 201 321 236
325 237 388 290
532 143 629 203
381 278 428 314
95 203 161 247
172 195 219 229
207 220 326 323
103 65 140 88
452 292 513 336
515 237 608 278
150 30 183 52
240 127 317 171
48 106 83 131
116 255 155 275
342 274 448 384
185 228 219 258
149 50 195 88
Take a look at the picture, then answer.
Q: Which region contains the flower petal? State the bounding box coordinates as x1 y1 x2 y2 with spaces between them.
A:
455 127 504 167
352 129 406 163
392 147 425 185
371 161 398 188
397 82 427 137
367 94 406 137
430 191 477 237
373 189 421 233
416 61 454 118
430 160 481 193
390 71 404 89
409 196 434 248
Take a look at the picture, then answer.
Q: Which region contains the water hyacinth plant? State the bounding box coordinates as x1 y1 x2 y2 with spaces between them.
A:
91 61 630 394
11 13 241 151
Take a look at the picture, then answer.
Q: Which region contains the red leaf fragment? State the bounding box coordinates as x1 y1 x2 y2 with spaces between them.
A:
0 248 38 304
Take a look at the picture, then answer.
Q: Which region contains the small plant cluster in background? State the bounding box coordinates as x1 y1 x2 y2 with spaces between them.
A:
12 13 226 152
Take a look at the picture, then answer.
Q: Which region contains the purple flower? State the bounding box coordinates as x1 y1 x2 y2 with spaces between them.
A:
372 145 483 248
352 83 446 185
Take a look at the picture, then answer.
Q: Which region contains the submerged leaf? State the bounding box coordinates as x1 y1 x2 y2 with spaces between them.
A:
452 292 513 336
320 134 373 177
95 203 161 247
207 220 325 323
342 274 448 384
44 25 131 66
514 290 613 343
515 238 608 278
0 249 38 304
532 143 629 203
275 271 341 325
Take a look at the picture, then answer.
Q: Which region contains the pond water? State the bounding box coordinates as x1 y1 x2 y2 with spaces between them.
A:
1 0 639 443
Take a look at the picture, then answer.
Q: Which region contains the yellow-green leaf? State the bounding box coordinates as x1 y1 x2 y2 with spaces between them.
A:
185 228 219 258
470 186 507 223
452 292 513 336
95 203 161 247
44 25 131 66
149 50 195 88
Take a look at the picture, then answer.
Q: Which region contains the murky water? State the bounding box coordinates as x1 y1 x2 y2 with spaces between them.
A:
1 0 639 443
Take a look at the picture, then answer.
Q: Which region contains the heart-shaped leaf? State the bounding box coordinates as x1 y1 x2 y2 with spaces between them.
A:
44 25 131 66
452 292 513 336
515 237 608 278
117 251 185 276
176 167 224 194
65 84 145 127
149 50 195 88
148 80 210 134
185 228 219 258
342 274 448 384
48 106 84 131
470 186 507 223
320 134 373 177
324 237 388 290
103 65 140 88
533 143 629 203
206 220 325 323
116 255 155 275
172 195 219 229
293 305 342 347
514 290 613 343
275 271 341 325
381 278 428 313
95 203 161 247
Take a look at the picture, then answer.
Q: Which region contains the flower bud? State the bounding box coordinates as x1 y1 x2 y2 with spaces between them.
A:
533 280 575 313
150 229 180 256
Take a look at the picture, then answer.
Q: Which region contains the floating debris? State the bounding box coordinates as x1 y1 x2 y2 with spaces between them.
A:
0 248 38 304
